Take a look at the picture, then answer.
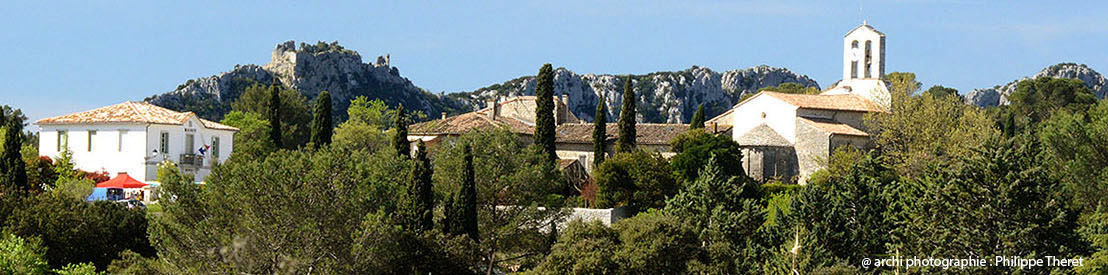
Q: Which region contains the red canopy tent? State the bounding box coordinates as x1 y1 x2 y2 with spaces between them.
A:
96 173 148 189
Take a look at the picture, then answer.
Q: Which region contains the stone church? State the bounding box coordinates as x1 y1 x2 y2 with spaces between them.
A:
707 23 891 185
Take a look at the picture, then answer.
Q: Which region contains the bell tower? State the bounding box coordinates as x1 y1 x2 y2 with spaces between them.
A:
841 22 885 82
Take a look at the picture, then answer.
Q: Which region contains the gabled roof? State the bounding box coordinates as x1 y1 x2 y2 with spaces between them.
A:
798 117 868 136
36 101 238 131
845 23 885 37
554 123 688 145
737 123 791 147
760 91 886 113
409 111 534 136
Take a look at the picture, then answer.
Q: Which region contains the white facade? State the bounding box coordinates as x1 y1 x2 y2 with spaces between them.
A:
729 94 800 144
38 115 235 183
827 24 891 108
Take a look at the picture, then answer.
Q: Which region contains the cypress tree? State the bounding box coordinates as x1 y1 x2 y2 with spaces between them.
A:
411 140 434 231
592 98 608 168
393 104 410 158
458 144 479 242
534 63 558 163
689 104 706 129
309 91 333 148
442 195 458 235
616 76 637 152
1 118 27 193
267 85 283 149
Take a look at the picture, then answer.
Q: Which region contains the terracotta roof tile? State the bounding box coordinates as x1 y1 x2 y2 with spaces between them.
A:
36 101 238 131
798 117 869 136
762 91 886 113
554 123 688 145
409 112 533 136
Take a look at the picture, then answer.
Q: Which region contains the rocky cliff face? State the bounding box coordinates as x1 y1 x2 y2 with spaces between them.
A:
146 41 469 122
965 63 1108 107
449 65 819 123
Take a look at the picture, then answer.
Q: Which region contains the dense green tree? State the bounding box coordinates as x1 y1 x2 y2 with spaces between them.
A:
896 135 1084 273
230 84 311 149
404 140 434 232
668 129 745 183
352 210 477 274
616 77 637 152
1 117 28 194
688 104 705 129
534 63 558 163
772 153 898 271
1039 99 1108 213
267 85 283 148
432 129 567 271
5 193 154 270
592 150 677 211
530 220 621 274
148 148 409 273
612 213 700 274
923 85 959 99
331 97 394 153
665 156 765 273
393 104 410 158
592 98 608 168
1008 77 1097 126
457 144 478 242
218 111 274 161
309 91 333 147
865 72 998 177
0 233 49 274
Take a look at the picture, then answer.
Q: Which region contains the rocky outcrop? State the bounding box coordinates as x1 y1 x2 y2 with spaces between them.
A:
449 65 819 123
965 63 1108 106
146 41 468 122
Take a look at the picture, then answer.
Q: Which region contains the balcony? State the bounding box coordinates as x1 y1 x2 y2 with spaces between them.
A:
179 153 204 167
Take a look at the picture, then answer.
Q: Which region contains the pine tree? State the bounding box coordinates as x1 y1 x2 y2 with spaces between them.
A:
458 144 479 242
267 85 283 149
534 63 558 163
617 76 637 152
411 140 434 232
309 91 333 148
689 104 706 129
393 104 410 158
592 99 608 168
1 118 28 193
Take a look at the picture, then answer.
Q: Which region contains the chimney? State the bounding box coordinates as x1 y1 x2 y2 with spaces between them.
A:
554 95 566 125
441 112 447 120
487 98 499 120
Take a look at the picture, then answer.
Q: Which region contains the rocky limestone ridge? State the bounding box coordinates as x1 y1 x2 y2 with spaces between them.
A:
965 63 1108 107
448 65 820 123
146 41 468 122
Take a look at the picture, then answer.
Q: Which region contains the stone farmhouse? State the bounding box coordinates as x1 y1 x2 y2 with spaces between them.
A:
707 23 890 184
408 95 691 173
36 101 238 183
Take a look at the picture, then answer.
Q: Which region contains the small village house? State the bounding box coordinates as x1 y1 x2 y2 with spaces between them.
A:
36 101 237 183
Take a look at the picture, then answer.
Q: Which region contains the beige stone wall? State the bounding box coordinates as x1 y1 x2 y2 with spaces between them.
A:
794 120 831 185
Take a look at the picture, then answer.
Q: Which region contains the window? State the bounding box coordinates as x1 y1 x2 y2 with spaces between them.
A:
763 150 776 179
118 130 127 152
185 134 194 154
159 132 169 154
212 137 221 158
864 40 872 78
57 131 68 151
87 130 96 152
851 61 858 79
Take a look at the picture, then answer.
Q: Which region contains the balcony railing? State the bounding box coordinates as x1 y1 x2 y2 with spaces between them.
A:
179 153 203 167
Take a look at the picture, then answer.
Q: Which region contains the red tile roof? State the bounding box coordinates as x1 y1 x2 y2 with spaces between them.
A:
409 111 534 136
798 117 869 136
554 123 688 145
761 91 886 113
36 101 238 131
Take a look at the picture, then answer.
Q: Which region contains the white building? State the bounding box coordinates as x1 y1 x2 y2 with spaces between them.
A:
36 101 237 183
707 23 890 185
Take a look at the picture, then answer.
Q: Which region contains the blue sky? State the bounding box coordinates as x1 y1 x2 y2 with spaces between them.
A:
2 0 1106 124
